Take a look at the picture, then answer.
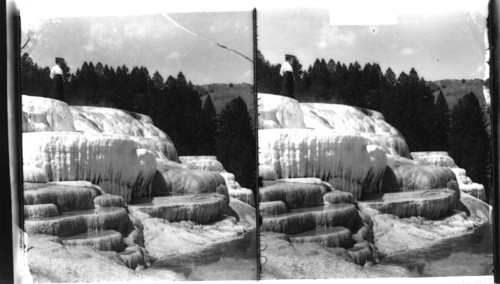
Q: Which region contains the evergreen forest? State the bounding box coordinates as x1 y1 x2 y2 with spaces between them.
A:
21 53 257 198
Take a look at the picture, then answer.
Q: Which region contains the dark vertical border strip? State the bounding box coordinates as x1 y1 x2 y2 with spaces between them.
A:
11 0 24 258
490 0 499 283
252 7 261 281
1 2 15 283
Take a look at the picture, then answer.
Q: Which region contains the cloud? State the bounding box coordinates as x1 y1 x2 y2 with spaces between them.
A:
83 43 94 52
400 47 418 56
168 51 181 60
242 69 252 80
89 22 125 51
475 64 485 76
316 24 356 49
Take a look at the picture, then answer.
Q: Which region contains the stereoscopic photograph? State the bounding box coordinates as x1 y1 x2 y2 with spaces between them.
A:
7 0 497 283
257 2 493 280
16 3 257 282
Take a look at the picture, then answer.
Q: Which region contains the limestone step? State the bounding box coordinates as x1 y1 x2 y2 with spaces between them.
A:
127 193 227 224
62 230 125 252
261 204 360 235
24 183 100 212
94 194 125 208
24 204 59 218
323 190 354 204
24 207 129 238
229 188 255 207
179 155 225 172
152 165 227 199
289 226 354 248
259 182 325 209
357 189 458 219
260 201 288 216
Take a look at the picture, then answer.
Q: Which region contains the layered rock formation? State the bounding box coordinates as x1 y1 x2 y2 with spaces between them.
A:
258 93 490 276
411 151 486 201
179 156 255 205
259 93 406 200
259 179 380 267
23 132 157 202
22 95 255 281
24 181 148 271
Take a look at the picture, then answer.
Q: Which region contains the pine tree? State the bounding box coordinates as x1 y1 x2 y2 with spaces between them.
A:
199 95 217 155
20 53 52 97
449 92 490 201
256 50 281 94
216 97 256 196
431 91 451 151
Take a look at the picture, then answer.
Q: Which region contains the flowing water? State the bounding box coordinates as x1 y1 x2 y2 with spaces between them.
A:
376 224 494 277
149 229 258 280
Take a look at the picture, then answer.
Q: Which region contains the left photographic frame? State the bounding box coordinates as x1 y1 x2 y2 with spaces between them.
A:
13 2 257 281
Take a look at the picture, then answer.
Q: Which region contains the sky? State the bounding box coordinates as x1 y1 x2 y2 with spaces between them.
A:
20 10 254 85
15 0 490 84
258 4 489 81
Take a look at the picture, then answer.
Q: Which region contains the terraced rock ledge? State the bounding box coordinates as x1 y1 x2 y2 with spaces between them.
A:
358 189 458 220
261 204 360 235
289 226 354 248
62 230 126 252
25 207 130 238
128 194 227 224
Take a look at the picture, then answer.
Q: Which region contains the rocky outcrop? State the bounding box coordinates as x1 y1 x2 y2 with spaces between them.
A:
24 183 100 211
259 182 325 209
260 201 288 216
260 232 400 279
61 230 126 252
300 103 409 157
24 204 59 218
323 190 354 204
411 151 486 201
219 172 255 206
258 93 306 129
225 197 257 228
458 193 492 223
128 194 227 224
154 167 228 200
23 180 148 271
94 194 126 208
410 151 456 167
258 94 409 160
258 176 378 267
25 207 130 237
22 95 76 132
179 156 225 172
130 197 253 260
259 129 387 199
289 226 354 248
23 132 157 202
70 106 168 140
358 189 458 220
261 204 360 235
385 155 457 191
71 105 179 162
179 156 255 206
26 234 177 282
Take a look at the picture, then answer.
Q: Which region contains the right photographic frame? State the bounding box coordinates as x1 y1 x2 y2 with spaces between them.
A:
256 2 493 280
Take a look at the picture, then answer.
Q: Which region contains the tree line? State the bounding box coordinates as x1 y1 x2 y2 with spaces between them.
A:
21 53 256 198
257 51 492 203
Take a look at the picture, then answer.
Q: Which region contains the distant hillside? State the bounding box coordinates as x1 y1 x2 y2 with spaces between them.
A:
428 79 489 109
196 83 255 116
